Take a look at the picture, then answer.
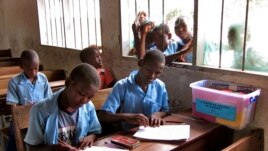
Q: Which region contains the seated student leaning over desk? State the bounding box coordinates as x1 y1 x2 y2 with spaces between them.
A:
24 64 102 151
99 50 169 131
5 49 52 151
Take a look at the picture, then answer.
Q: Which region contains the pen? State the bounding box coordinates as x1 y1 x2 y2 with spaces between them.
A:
165 120 186 124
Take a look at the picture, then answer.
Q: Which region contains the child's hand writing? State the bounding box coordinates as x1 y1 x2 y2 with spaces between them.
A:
77 134 96 150
57 139 79 151
124 113 149 127
149 112 163 127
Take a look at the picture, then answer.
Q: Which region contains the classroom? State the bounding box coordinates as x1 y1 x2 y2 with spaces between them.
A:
0 0 267 151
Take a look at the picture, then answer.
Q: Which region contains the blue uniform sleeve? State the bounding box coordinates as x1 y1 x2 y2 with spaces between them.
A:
101 82 125 113
44 77 53 98
87 102 102 135
6 79 19 104
163 41 183 56
24 105 46 145
161 85 169 112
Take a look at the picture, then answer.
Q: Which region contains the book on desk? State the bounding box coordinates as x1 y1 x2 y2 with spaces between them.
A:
110 135 140 149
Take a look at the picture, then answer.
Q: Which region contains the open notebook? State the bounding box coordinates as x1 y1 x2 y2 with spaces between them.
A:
133 125 190 141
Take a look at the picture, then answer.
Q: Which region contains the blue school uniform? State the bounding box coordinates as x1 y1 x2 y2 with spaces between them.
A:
162 40 183 56
6 72 52 105
24 89 102 146
102 70 169 129
6 72 53 151
149 41 182 55
150 40 192 63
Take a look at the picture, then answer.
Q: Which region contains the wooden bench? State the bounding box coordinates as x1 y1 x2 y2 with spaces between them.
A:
0 69 66 98
0 74 17 89
42 69 67 81
0 69 66 89
0 64 45 76
0 57 20 67
12 105 32 151
0 66 22 76
222 129 264 151
49 80 65 92
0 49 12 59
0 81 65 99
91 88 112 110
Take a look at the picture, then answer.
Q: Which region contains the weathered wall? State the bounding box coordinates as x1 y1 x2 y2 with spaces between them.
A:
0 0 9 49
1 0 268 150
1 0 80 73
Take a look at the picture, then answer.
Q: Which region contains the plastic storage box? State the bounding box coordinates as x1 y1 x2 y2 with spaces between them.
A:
190 79 261 130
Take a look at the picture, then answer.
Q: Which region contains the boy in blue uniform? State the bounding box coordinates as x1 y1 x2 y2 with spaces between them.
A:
24 64 102 151
6 49 52 105
6 49 52 151
137 23 192 64
174 16 193 63
99 50 169 130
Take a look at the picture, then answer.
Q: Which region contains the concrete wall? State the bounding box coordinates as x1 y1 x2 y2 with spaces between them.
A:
1 0 268 149
0 0 9 49
1 0 81 73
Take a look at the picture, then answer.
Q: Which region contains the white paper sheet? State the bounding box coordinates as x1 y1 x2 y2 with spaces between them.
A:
133 125 190 141
81 146 128 151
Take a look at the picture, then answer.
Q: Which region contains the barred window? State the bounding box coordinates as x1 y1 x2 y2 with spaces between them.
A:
121 0 268 74
37 0 101 49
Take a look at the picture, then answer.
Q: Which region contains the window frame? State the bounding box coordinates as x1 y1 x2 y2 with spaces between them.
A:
37 0 102 50
119 0 268 77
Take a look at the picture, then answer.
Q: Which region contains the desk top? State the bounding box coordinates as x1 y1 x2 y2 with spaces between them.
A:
94 110 229 151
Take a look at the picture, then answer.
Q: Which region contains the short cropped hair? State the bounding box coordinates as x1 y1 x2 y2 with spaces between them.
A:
20 49 39 64
153 23 170 35
174 15 193 28
143 50 165 64
67 63 100 88
80 45 101 63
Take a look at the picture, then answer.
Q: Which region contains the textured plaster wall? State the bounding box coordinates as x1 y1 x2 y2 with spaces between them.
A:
1 0 268 150
1 0 81 74
0 0 9 49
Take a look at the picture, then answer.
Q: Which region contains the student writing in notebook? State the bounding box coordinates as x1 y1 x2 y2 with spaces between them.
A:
99 50 169 131
80 45 116 89
6 49 52 105
24 64 102 151
6 49 52 151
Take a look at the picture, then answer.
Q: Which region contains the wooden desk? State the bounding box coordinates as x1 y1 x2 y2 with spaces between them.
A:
94 110 233 151
0 80 65 98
